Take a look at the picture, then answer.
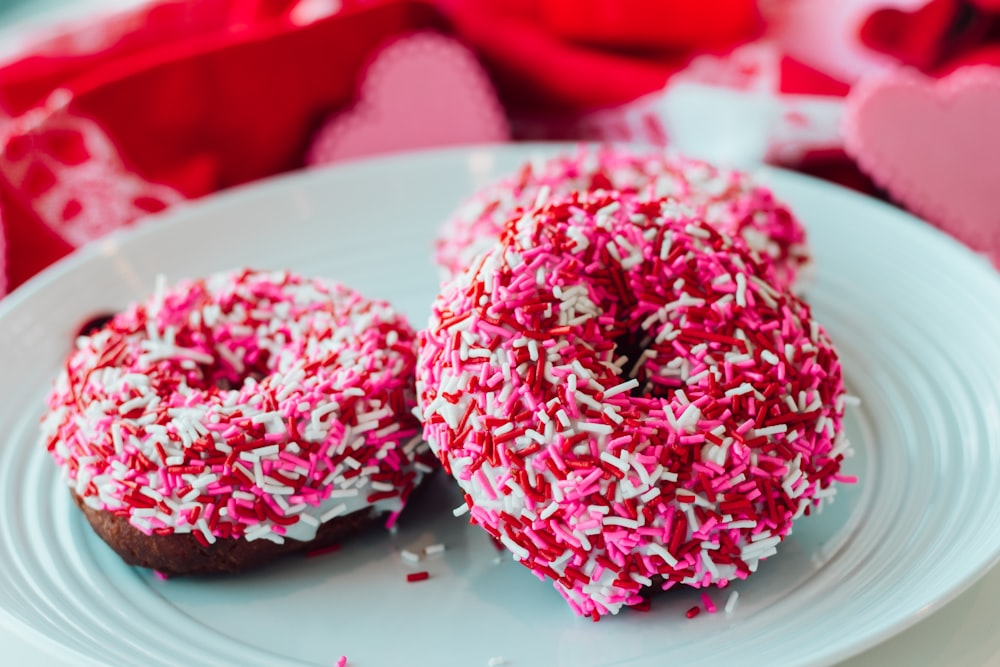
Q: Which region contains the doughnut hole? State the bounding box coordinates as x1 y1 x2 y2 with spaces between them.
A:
142 274 391 396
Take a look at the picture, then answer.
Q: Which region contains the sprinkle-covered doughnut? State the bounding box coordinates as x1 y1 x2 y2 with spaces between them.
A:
435 146 810 291
41 269 431 574
418 192 850 618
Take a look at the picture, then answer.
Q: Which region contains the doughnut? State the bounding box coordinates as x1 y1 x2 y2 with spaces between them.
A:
417 192 850 618
41 268 432 575
435 146 810 291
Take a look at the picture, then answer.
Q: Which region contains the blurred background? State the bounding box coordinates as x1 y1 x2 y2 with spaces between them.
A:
0 0 997 296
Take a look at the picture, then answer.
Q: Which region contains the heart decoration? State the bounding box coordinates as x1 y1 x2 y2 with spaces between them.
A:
843 66 1000 264
308 32 509 165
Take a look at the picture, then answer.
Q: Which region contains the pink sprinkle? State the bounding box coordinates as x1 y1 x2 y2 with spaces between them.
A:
153 570 169 581
701 592 717 614
336 656 348 667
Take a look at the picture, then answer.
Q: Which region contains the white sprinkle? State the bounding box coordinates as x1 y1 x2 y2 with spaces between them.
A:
725 590 740 614
761 349 780 365
579 422 613 435
640 487 660 503
602 378 638 399
597 201 621 217
254 444 280 457
677 403 702 431
647 542 678 567
487 657 508 667
117 396 148 415
328 488 360 498
424 543 446 556
540 501 560 519
602 404 624 424
725 382 754 397
660 469 679 482
110 423 124 454
370 481 395 492
401 549 422 563
500 534 530 560
533 184 552 209
603 516 640 529
735 272 747 308
452 503 470 517
630 572 653 587
752 424 788 437
684 223 711 239
599 451 629 472
494 422 514 436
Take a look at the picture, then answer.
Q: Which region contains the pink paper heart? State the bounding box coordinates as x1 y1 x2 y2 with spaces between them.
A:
308 33 509 165
844 66 1000 264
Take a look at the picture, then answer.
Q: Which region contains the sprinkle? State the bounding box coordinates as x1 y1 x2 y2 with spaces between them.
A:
425 543 446 556
487 657 508 667
724 590 740 614
336 656 348 667
401 549 422 563
602 379 639 399
406 571 430 583
686 605 701 619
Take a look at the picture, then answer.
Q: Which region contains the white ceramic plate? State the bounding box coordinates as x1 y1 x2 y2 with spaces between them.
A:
2 145 1000 667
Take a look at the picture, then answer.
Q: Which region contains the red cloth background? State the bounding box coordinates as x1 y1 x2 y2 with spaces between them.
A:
1 0 998 293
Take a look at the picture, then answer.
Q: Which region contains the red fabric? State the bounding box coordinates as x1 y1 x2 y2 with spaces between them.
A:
1 0 999 294
0 0 446 293
0 180 73 288
437 0 766 112
439 0 679 112
55 2 445 194
0 0 297 117
537 0 762 52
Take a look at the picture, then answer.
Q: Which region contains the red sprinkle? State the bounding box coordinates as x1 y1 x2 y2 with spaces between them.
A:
406 571 430 583
686 605 701 619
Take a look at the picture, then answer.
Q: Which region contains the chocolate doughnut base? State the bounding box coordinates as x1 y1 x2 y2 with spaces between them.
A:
73 493 377 576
